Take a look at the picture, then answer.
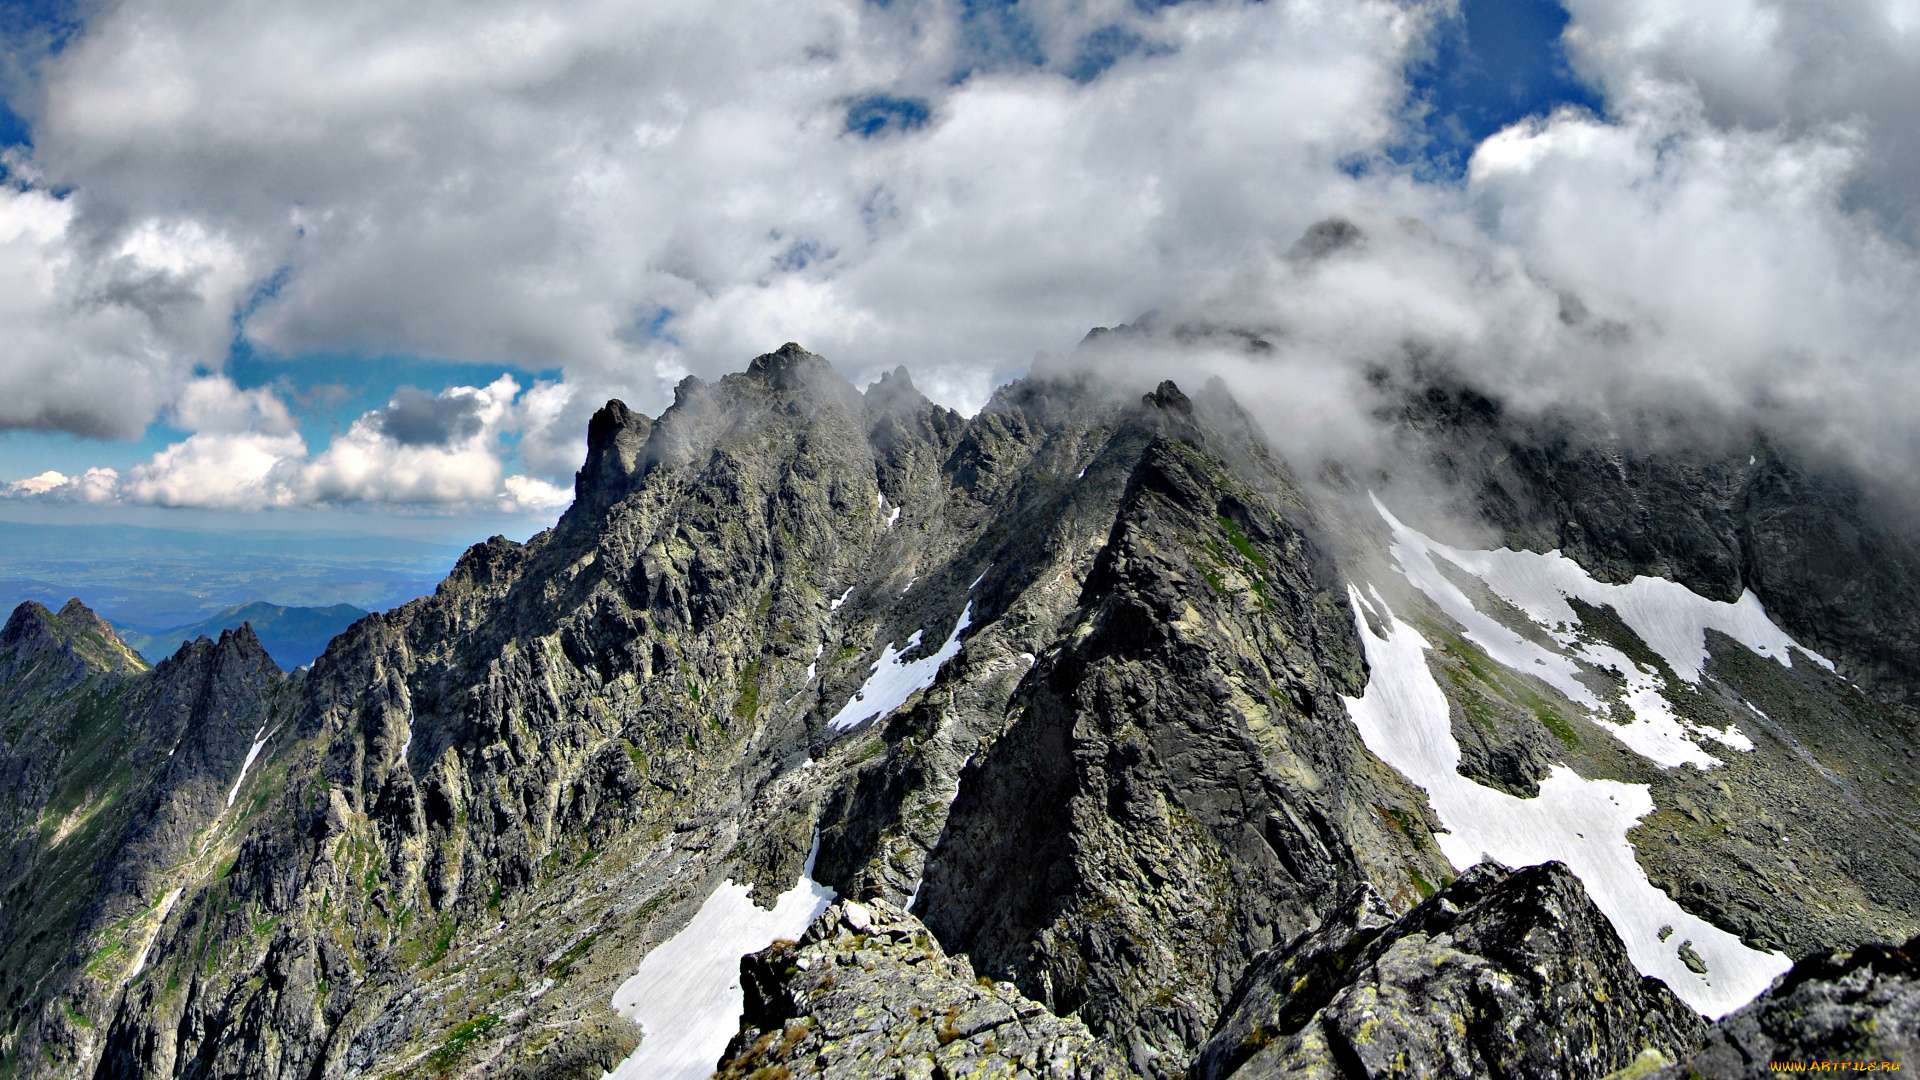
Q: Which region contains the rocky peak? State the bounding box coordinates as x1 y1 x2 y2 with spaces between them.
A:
720 898 1133 1080
1 600 63 649
863 364 918 405
862 365 963 504
744 340 834 390
1143 379 1193 417
0 598 143 678
440 532 528 590
1140 379 1205 447
211 622 279 676
56 598 116 639
572 398 656 513
154 617 276 673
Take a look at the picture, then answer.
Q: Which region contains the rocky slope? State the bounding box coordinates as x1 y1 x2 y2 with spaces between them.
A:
717 897 1129 1080
0 602 294 1076
0 342 1914 1080
1194 861 1703 1080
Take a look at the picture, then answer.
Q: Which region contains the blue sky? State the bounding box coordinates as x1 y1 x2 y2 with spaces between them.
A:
1402 0 1601 176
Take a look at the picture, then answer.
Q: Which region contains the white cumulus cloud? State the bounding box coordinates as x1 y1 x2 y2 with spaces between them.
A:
3 376 571 513
0 0 1913 504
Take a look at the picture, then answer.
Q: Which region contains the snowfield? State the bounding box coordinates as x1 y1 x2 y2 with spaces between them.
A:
605 843 836 1080
827 603 973 731
226 725 275 808
1374 495 1824 768
1342 585 1792 1018
126 887 184 980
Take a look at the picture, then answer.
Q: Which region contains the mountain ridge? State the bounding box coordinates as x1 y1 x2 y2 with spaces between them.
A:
121 601 371 670
0 343 1911 1079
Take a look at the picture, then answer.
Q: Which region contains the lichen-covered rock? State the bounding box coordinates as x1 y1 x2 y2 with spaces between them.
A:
718 898 1133 1080
1195 861 1705 1080
1646 935 1919 1079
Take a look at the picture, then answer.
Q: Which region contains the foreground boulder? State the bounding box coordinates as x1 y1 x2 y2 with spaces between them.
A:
1195 861 1705 1080
1648 934 1919 1078
718 898 1133 1079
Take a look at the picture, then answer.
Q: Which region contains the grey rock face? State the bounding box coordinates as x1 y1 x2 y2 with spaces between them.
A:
1650 935 1919 1079
1196 861 1705 1080
0 604 292 1077
1391 381 1920 719
718 897 1132 1079
917 384 1452 1078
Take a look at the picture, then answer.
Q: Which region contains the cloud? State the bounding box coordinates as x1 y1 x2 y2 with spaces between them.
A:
301 376 519 505
121 430 309 509
4 375 568 513
1559 0 1920 240
3 467 120 502
2 0 1415 434
374 386 489 447
0 0 1914 505
171 376 299 436
0 185 252 439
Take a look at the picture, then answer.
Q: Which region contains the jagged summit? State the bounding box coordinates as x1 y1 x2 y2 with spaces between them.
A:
0 596 146 676
742 340 834 389
152 619 280 677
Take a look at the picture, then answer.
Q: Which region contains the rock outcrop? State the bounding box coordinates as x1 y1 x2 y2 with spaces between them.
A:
1195 861 1704 1080
1649 935 1919 1078
915 385 1448 1078
719 898 1132 1079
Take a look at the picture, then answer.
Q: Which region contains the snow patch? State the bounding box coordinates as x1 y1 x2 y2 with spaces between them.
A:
830 587 853 612
126 887 184 980
969 565 990 591
1376 495 1826 684
606 838 836 1080
806 643 822 683
1375 496 1817 768
887 506 901 528
827 604 972 731
1340 587 1790 1018
226 726 275 808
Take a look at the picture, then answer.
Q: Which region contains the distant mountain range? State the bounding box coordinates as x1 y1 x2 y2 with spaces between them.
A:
119 601 369 669
0 519 463 630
